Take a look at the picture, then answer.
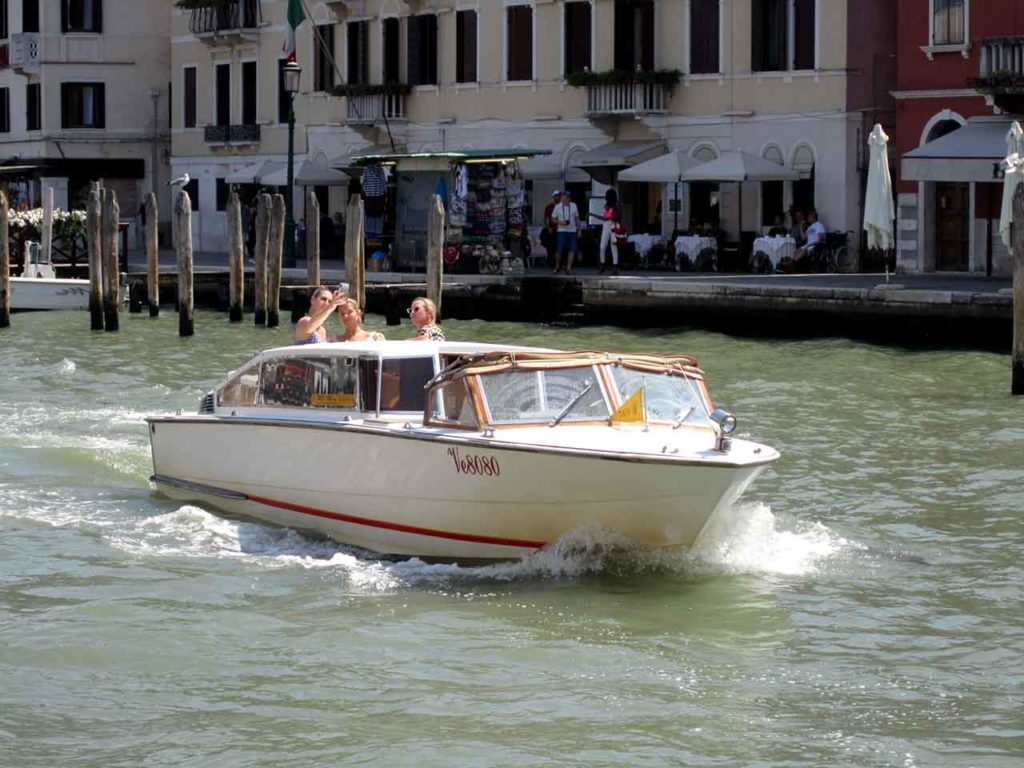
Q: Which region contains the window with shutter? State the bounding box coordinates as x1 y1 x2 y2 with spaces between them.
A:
506 5 533 82
793 0 815 70
0 88 9 133
26 82 40 130
241 61 257 125
60 82 104 128
383 18 400 84
313 24 336 92
64 0 102 33
215 63 231 127
24 0 39 34
347 21 369 86
613 0 654 72
183 66 197 128
751 0 787 72
407 14 437 87
456 10 477 84
689 0 720 75
933 0 965 45
563 2 591 76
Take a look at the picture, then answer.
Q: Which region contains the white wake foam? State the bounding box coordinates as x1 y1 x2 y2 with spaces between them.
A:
104 500 846 591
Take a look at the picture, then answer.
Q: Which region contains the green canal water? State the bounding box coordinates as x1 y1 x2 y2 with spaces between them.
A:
1 311 1023 767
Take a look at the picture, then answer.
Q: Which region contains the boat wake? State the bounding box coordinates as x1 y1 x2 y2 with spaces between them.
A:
102 500 847 590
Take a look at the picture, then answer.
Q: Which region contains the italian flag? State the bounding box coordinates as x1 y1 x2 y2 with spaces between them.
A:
283 0 305 62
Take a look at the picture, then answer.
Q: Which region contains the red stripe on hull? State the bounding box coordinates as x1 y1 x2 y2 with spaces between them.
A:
246 492 546 550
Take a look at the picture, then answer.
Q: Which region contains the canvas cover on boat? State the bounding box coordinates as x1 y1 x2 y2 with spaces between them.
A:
434 351 704 383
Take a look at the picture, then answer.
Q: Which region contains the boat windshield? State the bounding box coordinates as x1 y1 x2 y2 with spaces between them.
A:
610 368 712 427
476 366 610 425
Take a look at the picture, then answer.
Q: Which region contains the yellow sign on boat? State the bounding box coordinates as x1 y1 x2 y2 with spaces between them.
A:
611 388 644 423
311 392 356 408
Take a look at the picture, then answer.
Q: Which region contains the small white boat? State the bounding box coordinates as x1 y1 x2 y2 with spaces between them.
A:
11 256 92 311
147 341 779 561
10 247 123 311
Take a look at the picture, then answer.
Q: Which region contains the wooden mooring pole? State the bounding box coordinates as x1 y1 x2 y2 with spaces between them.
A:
1013 184 1024 395
102 189 120 332
267 193 285 329
306 189 320 289
41 187 54 263
145 192 159 317
254 193 270 326
226 192 244 322
87 190 104 330
0 191 9 329
175 190 194 337
345 193 365 309
427 193 445 321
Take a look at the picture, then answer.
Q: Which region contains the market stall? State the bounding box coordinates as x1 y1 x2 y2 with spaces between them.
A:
348 149 550 272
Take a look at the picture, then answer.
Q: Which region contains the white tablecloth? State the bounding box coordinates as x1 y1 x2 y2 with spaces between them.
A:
627 234 664 258
674 236 717 262
752 236 796 268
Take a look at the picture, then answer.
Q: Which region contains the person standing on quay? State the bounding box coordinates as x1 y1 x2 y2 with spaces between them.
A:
592 188 621 275
540 190 560 268
553 190 581 274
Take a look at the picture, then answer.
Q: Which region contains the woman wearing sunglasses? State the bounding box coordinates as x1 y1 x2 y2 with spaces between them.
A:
293 286 346 345
408 297 445 341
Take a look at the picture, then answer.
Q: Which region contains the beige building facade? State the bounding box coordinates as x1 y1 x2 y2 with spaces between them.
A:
0 0 171 224
172 0 894 258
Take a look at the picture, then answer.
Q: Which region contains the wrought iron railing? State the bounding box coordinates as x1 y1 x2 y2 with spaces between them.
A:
204 124 261 143
189 0 261 35
584 82 668 116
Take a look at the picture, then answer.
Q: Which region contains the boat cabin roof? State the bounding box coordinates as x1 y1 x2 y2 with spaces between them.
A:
259 340 557 361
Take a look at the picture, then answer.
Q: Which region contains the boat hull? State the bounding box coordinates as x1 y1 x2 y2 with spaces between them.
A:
10 277 93 311
148 417 773 561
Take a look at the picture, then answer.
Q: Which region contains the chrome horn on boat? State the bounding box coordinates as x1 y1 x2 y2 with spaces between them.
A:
709 408 737 452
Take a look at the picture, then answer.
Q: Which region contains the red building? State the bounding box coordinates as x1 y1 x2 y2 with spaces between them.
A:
895 0 1024 275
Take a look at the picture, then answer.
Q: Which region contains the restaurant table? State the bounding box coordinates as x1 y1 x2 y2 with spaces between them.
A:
626 234 665 267
673 236 718 270
751 236 796 270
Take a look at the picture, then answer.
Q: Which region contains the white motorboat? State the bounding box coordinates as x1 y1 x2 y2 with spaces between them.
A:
11 256 92 310
147 341 780 561
10 247 123 311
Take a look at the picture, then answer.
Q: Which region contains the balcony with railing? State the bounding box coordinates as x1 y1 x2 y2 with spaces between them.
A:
971 36 1024 113
584 81 669 117
10 33 40 74
204 124 260 144
189 0 261 42
346 92 407 126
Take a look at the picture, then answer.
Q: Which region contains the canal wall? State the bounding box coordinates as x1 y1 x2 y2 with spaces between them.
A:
127 265 1013 349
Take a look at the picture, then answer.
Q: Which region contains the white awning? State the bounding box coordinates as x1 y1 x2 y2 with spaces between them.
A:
902 117 1013 182
573 140 666 183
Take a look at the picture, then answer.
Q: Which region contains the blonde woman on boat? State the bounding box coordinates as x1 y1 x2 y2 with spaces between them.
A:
294 286 346 345
334 299 385 342
408 296 445 341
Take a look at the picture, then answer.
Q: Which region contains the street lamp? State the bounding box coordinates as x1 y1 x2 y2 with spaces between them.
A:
282 59 302 268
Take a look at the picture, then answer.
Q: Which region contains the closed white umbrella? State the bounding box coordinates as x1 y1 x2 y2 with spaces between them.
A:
999 121 1024 253
863 124 895 251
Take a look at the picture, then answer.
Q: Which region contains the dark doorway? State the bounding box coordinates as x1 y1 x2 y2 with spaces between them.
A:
690 183 720 230
935 182 969 271
613 0 654 72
